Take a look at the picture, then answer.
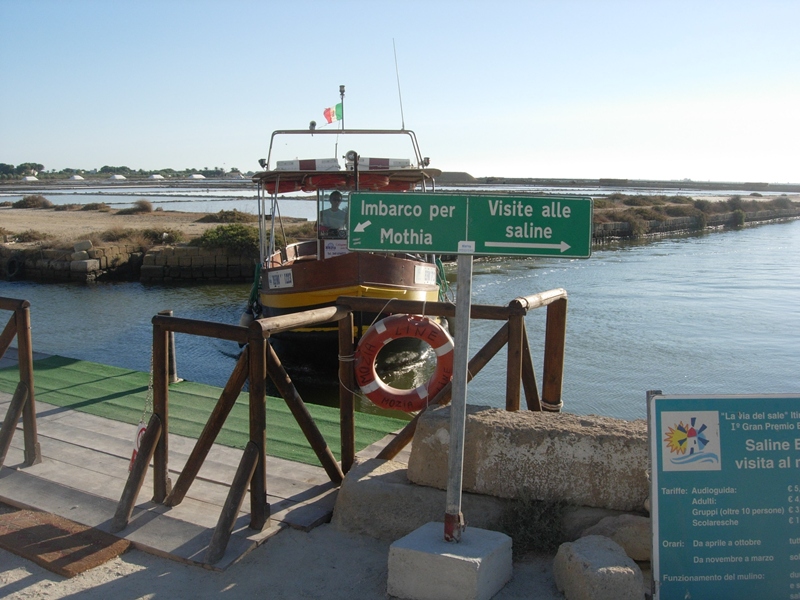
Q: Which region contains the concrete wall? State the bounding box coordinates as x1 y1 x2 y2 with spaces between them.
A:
139 246 255 283
0 243 255 284
407 406 649 512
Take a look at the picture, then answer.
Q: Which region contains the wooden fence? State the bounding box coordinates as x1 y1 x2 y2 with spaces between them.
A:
0 297 41 468
111 288 567 562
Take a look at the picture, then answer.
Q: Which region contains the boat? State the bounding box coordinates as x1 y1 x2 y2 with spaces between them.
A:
249 114 447 364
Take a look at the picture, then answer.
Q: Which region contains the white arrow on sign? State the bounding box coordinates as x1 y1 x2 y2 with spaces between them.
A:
483 240 572 252
354 220 372 233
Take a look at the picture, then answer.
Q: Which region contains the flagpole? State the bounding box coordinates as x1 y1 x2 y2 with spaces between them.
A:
339 84 345 131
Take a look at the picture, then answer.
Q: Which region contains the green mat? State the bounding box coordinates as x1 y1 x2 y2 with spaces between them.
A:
0 355 405 466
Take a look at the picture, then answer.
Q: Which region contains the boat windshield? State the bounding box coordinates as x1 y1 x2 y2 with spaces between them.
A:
317 191 349 239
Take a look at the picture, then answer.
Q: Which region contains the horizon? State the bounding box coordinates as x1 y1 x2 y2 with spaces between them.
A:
1 1 798 183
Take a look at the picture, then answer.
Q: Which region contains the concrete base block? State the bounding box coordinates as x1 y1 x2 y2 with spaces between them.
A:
388 522 512 600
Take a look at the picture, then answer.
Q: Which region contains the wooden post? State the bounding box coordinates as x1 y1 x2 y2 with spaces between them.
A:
0 382 28 467
338 313 355 474
520 325 542 411
158 310 180 384
206 441 259 564
16 304 40 466
0 312 17 359
505 313 523 411
165 347 249 507
111 413 163 533
541 297 567 411
247 323 269 530
152 321 171 502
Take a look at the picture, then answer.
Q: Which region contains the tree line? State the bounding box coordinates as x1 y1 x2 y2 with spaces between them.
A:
0 162 245 180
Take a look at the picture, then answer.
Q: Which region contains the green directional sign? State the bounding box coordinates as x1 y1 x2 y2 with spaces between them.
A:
348 192 592 257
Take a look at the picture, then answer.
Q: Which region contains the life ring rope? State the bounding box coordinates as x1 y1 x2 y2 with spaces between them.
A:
354 314 454 412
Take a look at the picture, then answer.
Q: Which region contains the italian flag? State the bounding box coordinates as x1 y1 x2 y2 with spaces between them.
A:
323 103 343 124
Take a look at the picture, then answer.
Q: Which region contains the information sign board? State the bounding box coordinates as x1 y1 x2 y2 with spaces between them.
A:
650 394 800 600
348 192 592 257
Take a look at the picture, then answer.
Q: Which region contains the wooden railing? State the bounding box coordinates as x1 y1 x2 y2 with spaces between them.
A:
112 288 567 563
0 297 41 467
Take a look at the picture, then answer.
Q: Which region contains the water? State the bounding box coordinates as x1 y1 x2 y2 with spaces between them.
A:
464 220 799 419
2 215 798 422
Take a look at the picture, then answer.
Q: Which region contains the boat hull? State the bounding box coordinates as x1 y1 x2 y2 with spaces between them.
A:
259 251 440 365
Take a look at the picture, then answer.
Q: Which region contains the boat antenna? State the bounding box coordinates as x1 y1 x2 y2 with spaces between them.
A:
339 84 345 130
393 39 405 130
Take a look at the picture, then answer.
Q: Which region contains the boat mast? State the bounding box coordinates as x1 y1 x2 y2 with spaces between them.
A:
339 84 345 130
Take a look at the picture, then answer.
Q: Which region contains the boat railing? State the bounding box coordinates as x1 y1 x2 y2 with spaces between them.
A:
0 296 41 468
113 288 567 562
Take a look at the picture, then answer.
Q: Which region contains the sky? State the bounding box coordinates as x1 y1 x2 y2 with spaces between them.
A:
1 0 798 183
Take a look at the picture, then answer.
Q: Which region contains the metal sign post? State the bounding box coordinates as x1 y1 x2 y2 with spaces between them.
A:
347 191 593 543
444 250 474 541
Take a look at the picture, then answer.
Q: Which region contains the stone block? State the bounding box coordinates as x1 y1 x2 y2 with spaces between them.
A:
70 259 100 273
553 535 643 600
87 249 102 259
73 240 93 252
408 406 648 511
581 514 651 561
143 254 156 266
388 522 512 600
70 251 89 261
331 458 507 541
562 506 627 541
51 260 70 271
178 256 192 267
140 265 165 280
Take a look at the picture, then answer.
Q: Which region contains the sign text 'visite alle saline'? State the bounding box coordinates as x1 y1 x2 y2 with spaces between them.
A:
348 193 593 258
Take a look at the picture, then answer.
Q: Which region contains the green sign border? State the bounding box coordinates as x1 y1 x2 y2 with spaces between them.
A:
650 393 800 599
347 192 592 258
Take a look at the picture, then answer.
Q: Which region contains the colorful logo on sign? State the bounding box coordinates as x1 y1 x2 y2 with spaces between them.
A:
661 411 721 471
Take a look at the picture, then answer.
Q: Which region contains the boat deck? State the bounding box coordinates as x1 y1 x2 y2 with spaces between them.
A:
0 349 409 570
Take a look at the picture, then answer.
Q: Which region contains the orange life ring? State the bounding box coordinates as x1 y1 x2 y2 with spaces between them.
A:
382 180 416 192
264 180 300 194
354 314 454 412
357 174 390 190
302 174 348 192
